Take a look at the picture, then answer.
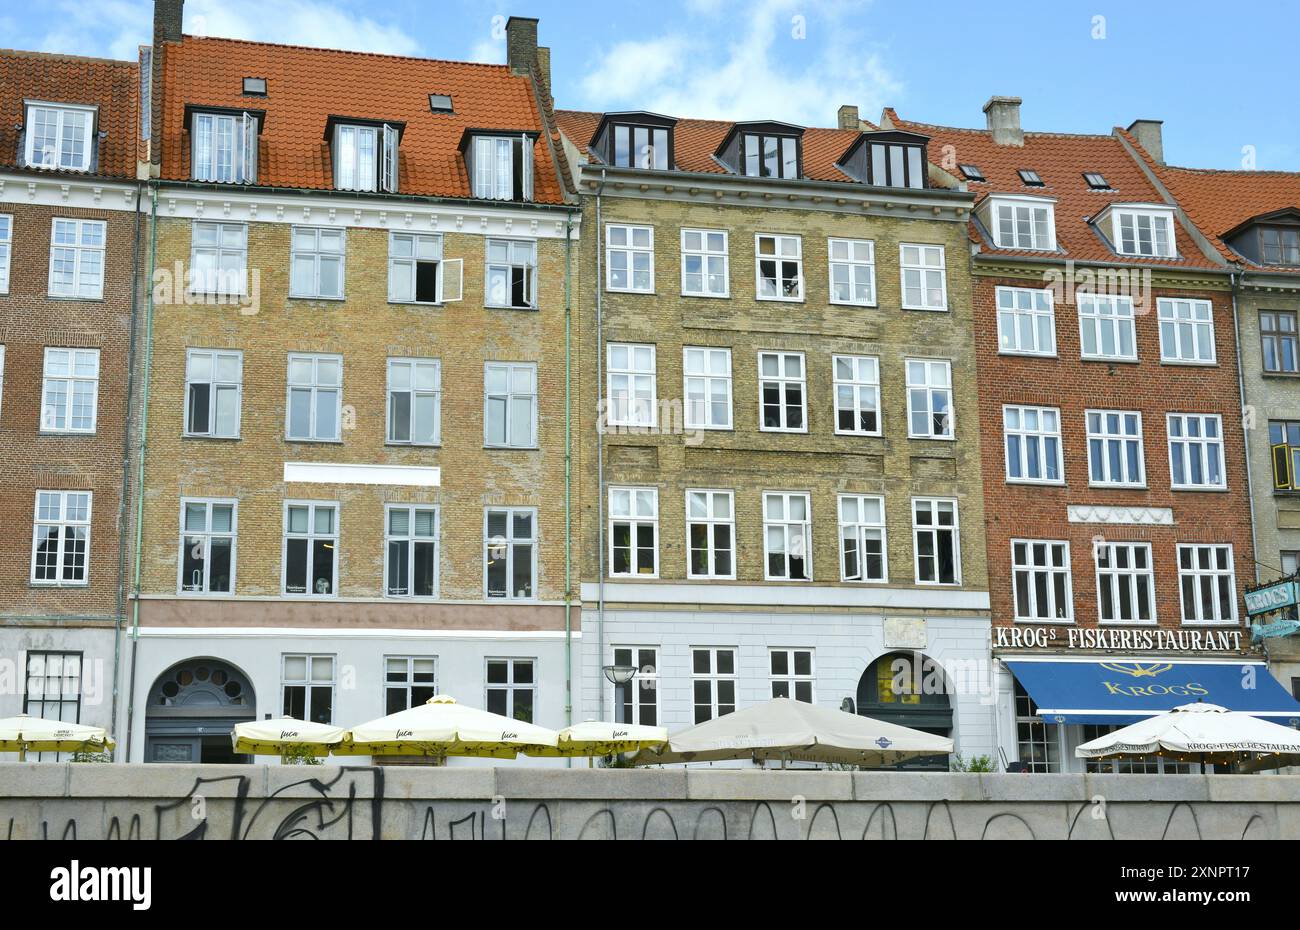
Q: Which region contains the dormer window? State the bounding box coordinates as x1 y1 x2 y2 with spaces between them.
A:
464 132 535 202
190 109 259 184
330 119 399 193
23 102 96 172
983 196 1056 252
1101 205 1176 258
1262 227 1300 266
1018 169 1043 186
743 132 799 179
836 130 928 189
590 113 676 171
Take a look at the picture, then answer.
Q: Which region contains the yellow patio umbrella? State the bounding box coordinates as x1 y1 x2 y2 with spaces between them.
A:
0 714 114 761
527 721 669 759
231 717 346 757
335 694 559 758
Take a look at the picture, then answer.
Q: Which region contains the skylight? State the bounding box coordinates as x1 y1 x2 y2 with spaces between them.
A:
429 94 453 114
242 77 267 96
959 164 985 182
1018 169 1044 186
1083 171 1111 190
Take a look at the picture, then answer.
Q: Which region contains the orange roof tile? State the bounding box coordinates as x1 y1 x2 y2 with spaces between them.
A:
0 49 139 180
159 35 565 204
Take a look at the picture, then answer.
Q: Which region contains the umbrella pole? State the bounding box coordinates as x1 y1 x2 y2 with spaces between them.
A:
18 743 26 762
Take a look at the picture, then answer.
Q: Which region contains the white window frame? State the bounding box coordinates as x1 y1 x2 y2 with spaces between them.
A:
990 196 1057 251
1110 207 1176 258
839 493 887 583
472 135 533 202
484 507 537 600
282 501 339 598
1167 413 1226 490
1078 294 1137 361
281 654 336 724
183 348 243 439
30 490 91 586
177 498 237 596
286 353 343 442
333 122 398 193
388 232 462 305
611 646 659 726
189 221 247 297
686 489 736 580
1086 409 1146 488
484 362 538 448
41 347 100 434
0 213 11 294
1003 404 1064 485
905 358 953 440
912 497 961 586
1095 541 1156 625
605 224 654 293
485 657 537 722
191 110 257 184
683 346 732 430
48 218 106 299
691 647 737 723
383 504 440 599
899 242 947 311
386 358 441 446
1176 544 1237 626
485 238 538 309
608 487 659 578
681 228 729 297
833 354 881 436
769 648 815 702
23 102 96 172
758 351 807 433
827 238 876 306
289 226 346 300
763 491 812 582
1011 539 1072 623
754 234 804 302
1157 298 1216 365
996 286 1056 357
606 343 657 428
384 656 438 712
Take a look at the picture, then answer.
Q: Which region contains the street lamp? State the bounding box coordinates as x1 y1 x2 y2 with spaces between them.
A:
602 664 637 724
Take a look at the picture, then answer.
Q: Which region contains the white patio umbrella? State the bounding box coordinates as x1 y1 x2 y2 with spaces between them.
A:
231 717 346 757
0 714 114 761
336 694 560 758
526 721 668 759
1076 702 1300 765
631 698 953 767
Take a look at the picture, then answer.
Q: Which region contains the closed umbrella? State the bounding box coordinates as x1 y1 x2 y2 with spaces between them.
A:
0 714 114 760
527 721 668 758
336 694 559 758
1076 702 1300 767
231 717 345 757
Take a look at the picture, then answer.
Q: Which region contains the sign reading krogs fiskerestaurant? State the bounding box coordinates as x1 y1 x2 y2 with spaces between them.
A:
995 626 1245 653
1244 579 1300 617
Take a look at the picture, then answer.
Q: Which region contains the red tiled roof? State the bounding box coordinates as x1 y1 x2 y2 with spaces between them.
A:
555 108 888 185
0 49 139 180
159 35 565 204
886 108 1220 269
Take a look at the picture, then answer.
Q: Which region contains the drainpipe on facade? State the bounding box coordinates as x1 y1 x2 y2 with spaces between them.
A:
563 208 576 734
124 182 159 761
595 169 607 719
1230 271 1261 584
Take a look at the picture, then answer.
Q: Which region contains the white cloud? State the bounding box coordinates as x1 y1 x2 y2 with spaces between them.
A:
185 0 419 55
468 36 504 65
577 0 901 127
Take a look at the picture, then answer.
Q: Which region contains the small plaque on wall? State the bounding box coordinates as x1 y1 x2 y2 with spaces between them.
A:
883 617 928 650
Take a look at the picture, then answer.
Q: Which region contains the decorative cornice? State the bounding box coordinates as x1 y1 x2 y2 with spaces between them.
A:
1067 505 1174 526
0 170 139 212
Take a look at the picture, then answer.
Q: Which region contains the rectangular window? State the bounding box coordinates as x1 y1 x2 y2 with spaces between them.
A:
1113 209 1174 257
607 344 656 428
48 218 105 299
609 487 658 577
384 656 437 714
24 103 95 171
485 239 537 309
1270 421 1300 491
1261 311 1299 373
191 110 257 183
1177 544 1236 625
485 508 536 599
993 200 1055 251
1004 405 1063 483
41 348 99 433
1012 540 1072 622
471 135 533 202
691 647 737 723
1261 227 1300 266
833 355 880 435
839 494 886 583
184 349 242 438
484 362 537 448
755 234 803 301
764 491 811 581
289 227 345 299
683 347 732 430
333 123 398 193
770 649 814 702
385 505 438 598
283 502 337 596
610 124 669 169
386 358 441 446
687 489 735 579
178 499 236 595
23 652 82 760
31 490 91 585
606 225 654 292
913 498 960 585
1095 542 1155 624
286 354 342 442
996 286 1056 356
486 658 535 722
189 221 247 297
828 238 876 306
868 141 924 189
1078 294 1136 360
1158 298 1215 364
759 351 806 432
0 214 11 293
906 358 953 439
1016 683 1060 773
388 233 462 304
282 654 335 724
743 133 799 179
1086 410 1145 487
1168 413 1225 490
900 243 947 310
612 647 659 725
681 228 728 297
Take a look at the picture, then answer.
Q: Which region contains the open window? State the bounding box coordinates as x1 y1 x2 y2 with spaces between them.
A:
328 117 401 193
187 106 261 184
464 131 536 202
388 232 461 305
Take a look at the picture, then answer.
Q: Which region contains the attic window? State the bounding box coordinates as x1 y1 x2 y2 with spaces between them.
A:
611 123 670 170
242 77 267 96
743 132 800 180
429 94 453 114
959 164 985 182
1083 171 1110 190
1018 169 1044 186
332 121 400 193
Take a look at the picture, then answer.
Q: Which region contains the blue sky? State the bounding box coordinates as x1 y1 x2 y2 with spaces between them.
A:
6 0 1297 170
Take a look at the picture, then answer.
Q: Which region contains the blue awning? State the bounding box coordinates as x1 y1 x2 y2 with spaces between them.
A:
1005 659 1300 726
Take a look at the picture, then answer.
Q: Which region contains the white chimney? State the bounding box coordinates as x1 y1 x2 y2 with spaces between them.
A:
1127 119 1164 165
983 96 1023 147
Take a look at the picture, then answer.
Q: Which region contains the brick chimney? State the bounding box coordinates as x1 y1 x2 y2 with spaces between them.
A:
1127 119 1164 165
983 96 1023 147
837 105 860 130
506 16 539 76
154 0 184 44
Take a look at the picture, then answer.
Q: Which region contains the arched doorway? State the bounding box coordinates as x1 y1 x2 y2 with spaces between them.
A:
856 651 953 770
144 658 256 763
